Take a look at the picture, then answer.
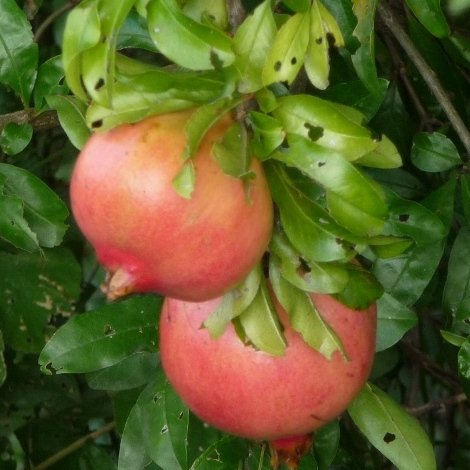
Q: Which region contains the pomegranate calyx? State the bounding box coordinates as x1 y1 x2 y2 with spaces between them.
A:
269 434 314 470
101 268 136 301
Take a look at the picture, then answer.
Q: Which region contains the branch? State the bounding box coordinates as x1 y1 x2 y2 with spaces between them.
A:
406 392 467 416
0 109 59 133
32 421 116 470
378 1 470 158
226 0 246 33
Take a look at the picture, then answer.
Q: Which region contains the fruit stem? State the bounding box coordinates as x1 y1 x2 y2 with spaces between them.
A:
269 434 314 470
101 267 136 301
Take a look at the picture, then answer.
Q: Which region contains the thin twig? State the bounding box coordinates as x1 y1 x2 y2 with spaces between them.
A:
32 421 116 470
226 0 246 33
34 1 77 42
0 109 59 133
406 392 467 416
378 1 470 158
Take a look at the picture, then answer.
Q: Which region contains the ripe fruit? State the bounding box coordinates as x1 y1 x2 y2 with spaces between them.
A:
159 288 376 442
70 110 273 301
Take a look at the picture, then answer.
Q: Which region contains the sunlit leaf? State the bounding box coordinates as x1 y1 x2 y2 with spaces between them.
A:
249 111 285 159
262 11 310 85
348 383 437 470
234 0 277 93
147 0 234 70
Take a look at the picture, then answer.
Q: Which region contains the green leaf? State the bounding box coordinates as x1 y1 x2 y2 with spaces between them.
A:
38 295 161 374
203 265 262 339
351 0 382 96
441 330 466 348
172 160 196 199
405 0 450 38
190 435 248 469
270 262 346 359
262 11 310 85
458 339 470 383
212 121 253 179
384 190 447 244
131 371 188 470
234 0 277 93
62 0 101 100
313 420 340 470
411 132 462 172
265 162 355 263
86 351 159 391
0 163 69 250
443 225 470 320
0 331 6 387
348 383 437 470
147 0 234 70
461 174 470 226
237 280 287 356
0 0 38 106
0 123 33 156
46 95 90 150
304 1 330 90
376 293 417 351
270 232 349 294
355 134 402 169
0 248 81 353
34 55 67 110
183 0 228 30
274 135 388 237
273 94 379 160
249 111 286 159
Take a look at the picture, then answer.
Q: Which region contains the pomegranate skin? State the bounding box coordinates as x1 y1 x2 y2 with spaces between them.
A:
70 110 273 301
159 291 376 441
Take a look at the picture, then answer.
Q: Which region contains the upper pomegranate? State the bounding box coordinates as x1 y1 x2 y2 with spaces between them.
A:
70 110 273 301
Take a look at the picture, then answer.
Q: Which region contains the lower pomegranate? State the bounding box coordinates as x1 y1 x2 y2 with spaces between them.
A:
159 288 376 449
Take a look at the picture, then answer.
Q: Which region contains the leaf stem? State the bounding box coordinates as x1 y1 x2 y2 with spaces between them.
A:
32 421 116 470
378 2 470 158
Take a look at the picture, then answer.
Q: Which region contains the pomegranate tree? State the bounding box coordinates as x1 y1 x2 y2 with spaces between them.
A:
70 110 273 301
159 287 376 446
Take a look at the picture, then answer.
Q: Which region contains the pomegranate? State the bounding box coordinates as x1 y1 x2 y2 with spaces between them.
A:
159 288 376 443
70 110 273 301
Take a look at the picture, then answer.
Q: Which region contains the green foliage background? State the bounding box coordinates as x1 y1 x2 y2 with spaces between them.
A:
1 0 470 469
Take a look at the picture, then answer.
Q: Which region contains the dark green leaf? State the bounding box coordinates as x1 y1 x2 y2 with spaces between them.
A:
282 0 311 12
38 295 161 374
237 279 287 356
34 55 67 110
405 0 450 38
0 123 33 156
0 248 81 353
461 174 470 226
376 293 417 351
117 9 158 51
0 331 6 386
147 0 234 70
0 0 38 106
190 435 248 469
262 12 310 85
411 132 462 172
314 420 340 470
443 225 470 321
0 163 69 249
234 0 277 93
270 262 346 359
348 383 437 470
249 111 286 159
458 339 470 382
46 95 90 150
86 351 160 391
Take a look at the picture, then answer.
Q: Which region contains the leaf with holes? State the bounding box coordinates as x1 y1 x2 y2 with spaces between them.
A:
348 383 436 470
38 295 161 374
0 0 38 106
147 0 234 71
262 11 310 86
273 94 378 160
0 248 81 353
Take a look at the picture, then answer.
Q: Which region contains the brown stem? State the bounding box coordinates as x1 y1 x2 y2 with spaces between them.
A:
378 1 470 157
406 392 467 416
34 1 78 42
0 109 59 133
226 0 246 33
32 421 116 470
